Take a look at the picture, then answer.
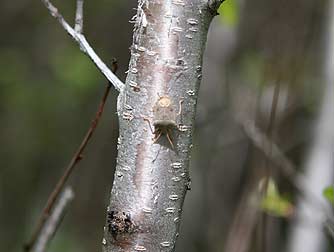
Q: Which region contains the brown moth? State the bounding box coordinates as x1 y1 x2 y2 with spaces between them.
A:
145 96 183 148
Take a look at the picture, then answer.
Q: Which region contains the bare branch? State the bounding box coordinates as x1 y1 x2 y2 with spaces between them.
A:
40 0 124 92
34 187 74 252
75 0 84 33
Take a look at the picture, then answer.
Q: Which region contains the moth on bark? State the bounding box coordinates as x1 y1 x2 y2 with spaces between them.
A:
144 96 183 148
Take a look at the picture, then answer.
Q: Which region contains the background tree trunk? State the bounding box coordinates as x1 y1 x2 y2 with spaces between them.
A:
102 1 223 251
287 1 334 251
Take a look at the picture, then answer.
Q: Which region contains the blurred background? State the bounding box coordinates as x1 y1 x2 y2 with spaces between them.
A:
1 0 333 252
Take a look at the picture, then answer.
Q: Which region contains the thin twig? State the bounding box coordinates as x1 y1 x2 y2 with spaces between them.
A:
24 60 118 252
260 81 280 252
33 187 74 252
40 0 124 92
242 120 300 183
75 0 84 33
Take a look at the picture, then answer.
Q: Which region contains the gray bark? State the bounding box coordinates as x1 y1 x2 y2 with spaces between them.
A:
102 1 223 251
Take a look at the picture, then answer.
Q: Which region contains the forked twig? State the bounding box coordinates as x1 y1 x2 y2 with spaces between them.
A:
40 0 124 92
24 59 118 252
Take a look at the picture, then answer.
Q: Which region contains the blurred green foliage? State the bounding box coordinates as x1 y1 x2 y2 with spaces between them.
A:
51 45 102 93
0 1 132 252
218 0 238 26
323 186 334 205
49 231 84 252
240 52 266 88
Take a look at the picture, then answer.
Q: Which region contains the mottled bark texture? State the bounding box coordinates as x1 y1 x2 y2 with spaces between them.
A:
102 0 223 251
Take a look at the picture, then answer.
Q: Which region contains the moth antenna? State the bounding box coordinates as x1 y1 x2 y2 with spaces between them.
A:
143 117 154 134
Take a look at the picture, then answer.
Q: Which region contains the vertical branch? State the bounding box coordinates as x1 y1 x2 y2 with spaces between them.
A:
75 0 84 33
102 1 223 252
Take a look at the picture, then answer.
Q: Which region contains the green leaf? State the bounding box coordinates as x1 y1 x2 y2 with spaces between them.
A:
260 178 294 217
323 186 334 205
217 0 239 26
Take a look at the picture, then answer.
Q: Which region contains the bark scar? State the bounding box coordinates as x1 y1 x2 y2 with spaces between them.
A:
107 210 137 246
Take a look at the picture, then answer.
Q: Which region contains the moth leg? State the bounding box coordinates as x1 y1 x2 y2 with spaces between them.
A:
166 129 175 149
153 130 162 143
143 117 154 134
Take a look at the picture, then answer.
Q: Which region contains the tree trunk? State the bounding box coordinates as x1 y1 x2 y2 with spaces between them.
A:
102 1 223 251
